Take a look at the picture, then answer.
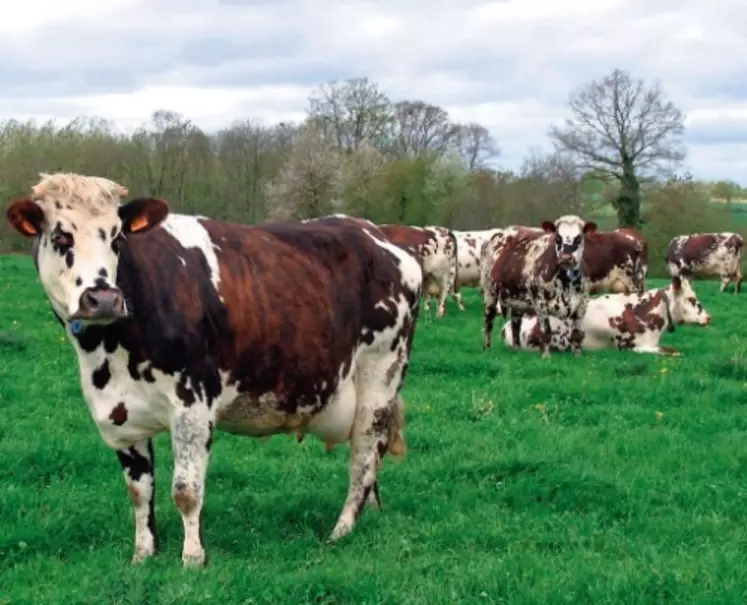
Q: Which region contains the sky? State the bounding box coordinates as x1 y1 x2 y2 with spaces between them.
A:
1 0 746 183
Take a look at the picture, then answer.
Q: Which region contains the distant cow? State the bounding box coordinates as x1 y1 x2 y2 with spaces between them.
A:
424 228 501 311
378 224 458 316
667 232 744 293
5 173 423 567
481 215 597 357
501 276 710 356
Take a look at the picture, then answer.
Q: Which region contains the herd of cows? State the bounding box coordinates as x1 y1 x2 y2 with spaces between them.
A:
3 172 744 568
384 218 742 357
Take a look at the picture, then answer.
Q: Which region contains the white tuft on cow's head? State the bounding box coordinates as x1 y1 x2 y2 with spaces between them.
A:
5 172 169 327
543 214 596 271
669 276 711 326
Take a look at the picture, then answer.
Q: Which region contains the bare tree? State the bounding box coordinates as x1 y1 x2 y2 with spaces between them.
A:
390 100 454 156
307 77 392 152
451 123 499 170
549 68 686 227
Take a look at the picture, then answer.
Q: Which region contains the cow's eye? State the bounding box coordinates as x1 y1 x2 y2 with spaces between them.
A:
51 231 74 251
111 233 125 254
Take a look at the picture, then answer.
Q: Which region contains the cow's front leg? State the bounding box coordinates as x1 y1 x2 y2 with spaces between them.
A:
482 294 499 349
720 275 730 292
171 404 215 567
454 289 466 312
116 439 158 564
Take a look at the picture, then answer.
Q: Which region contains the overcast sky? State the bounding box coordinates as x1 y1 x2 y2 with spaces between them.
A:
2 0 745 182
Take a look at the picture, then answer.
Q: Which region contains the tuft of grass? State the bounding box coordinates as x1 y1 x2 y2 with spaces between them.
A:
3 254 747 604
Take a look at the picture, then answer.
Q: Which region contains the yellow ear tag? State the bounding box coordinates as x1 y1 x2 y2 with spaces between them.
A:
128 214 149 232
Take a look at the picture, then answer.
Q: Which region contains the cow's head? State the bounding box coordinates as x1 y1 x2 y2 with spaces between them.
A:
669 276 711 326
541 215 597 271
5 173 169 328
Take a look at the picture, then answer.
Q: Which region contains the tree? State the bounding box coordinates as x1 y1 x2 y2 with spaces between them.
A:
549 68 686 227
307 78 392 152
389 100 454 156
451 123 499 170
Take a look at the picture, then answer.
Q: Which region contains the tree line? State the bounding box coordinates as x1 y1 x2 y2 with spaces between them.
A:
0 70 744 276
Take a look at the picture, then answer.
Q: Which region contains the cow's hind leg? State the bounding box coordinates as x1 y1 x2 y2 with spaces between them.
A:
170 404 215 567
539 314 553 359
116 438 158 564
329 354 405 542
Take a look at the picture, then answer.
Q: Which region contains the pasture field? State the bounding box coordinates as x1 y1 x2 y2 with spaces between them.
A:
3 253 747 604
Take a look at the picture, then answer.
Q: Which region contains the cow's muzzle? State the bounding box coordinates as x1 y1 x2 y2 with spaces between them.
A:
72 287 128 322
558 253 576 268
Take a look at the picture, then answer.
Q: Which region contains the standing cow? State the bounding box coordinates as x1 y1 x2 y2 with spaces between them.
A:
5 173 423 567
501 276 710 356
378 224 458 317
424 229 501 312
667 232 744 293
586 227 648 294
481 215 597 357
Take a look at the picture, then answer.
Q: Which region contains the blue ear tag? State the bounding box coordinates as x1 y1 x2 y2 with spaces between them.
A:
71 320 83 335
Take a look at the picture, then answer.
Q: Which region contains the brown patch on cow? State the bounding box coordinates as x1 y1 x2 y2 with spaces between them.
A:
127 485 142 507
634 289 667 331
173 485 198 515
527 317 544 347
465 237 477 248
109 401 128 426
608 305 643 334
378 225 435 260
672 234 718 264
583 231 644 284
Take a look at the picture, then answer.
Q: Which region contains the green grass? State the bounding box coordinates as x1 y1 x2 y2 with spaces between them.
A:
2 254 747 604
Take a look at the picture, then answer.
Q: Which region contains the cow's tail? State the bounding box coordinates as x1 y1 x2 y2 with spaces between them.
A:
661 290 676 333
448 230 460 296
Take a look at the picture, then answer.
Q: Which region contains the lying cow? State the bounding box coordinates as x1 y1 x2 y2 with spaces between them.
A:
481 215 597 357
501 276 710 355
667 232 744 293
5 173 423 567
424 228 501 312
378 224 458 316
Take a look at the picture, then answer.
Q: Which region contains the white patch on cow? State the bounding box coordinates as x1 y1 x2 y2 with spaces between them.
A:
161 214 223 299
364 228 424 294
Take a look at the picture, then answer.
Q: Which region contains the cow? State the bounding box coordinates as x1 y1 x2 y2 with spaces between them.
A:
500 275 710 355
481 225 647 297
480 215 597 358
377 224 458 317
423 228 501 312
667 232 744 293
5 172 424 567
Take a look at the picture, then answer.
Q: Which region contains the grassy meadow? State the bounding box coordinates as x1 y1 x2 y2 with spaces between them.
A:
2 253 747 604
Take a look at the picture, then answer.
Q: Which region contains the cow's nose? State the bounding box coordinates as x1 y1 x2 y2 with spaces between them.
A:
704 315 712 325
78 287 126 319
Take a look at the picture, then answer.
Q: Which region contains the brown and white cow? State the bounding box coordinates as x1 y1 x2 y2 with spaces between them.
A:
480 215 597 357
424 228 501 312
667 232 744 293
501 276 710 355
5 173 423 567
586 227 648 294
378 224 458 317
482 225 647 296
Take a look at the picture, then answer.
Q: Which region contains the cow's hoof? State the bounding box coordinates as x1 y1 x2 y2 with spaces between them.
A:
541 351 551 359
182 549 206 568
131 549 155 565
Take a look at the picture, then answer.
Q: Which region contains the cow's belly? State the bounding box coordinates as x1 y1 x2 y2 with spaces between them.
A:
590 266 633 293
457 263 481 287
215 372 357 446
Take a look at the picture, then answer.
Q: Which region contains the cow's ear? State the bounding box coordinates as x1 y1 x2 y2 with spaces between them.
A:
541 220 556 233
672 276 682 292
119 198 169 234
6 199 44 237
583 221 597 235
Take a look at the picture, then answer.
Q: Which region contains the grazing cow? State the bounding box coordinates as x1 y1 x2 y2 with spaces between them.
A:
667 232 744 293
481 215 597 357
5 173 423 567
501 276 710 355
378 224 458 317
424 228 501 311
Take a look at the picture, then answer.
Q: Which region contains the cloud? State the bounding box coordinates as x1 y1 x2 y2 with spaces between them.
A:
1 0 746 182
